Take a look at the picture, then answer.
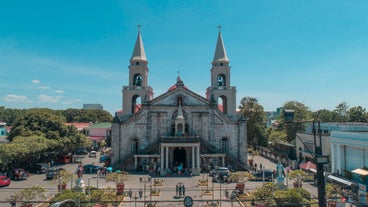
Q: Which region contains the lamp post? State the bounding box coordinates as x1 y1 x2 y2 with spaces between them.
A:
139 176 151 205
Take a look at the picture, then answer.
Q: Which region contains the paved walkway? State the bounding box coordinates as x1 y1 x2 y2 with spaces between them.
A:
117 155 321 207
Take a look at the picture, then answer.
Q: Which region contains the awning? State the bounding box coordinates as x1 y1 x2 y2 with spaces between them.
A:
352 168 368 176
299 161 316 173
327 175 354 186
88 136 105 142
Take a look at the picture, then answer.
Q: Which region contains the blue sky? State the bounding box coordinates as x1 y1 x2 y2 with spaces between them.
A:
1 1 367 115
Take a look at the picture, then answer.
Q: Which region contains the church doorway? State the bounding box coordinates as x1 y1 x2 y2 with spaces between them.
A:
173 147 186 169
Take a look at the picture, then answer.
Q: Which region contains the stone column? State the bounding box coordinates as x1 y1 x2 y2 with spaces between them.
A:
192 146 195 169
160 146 164 171
197 146 200 169
134 156 138 170
165 146 169 171
222 156 225 166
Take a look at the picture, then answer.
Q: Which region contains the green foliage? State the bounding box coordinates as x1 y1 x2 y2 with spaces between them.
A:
348 106 367 122
14 185 47 205
0 136 59 171
63 108 113 123
51 190 87 205
105 171 129 184
0 106 113 128
7 110 67 141
252 182 277 205
268 128 287 143
281 101 312 122
238 97 268 147
288 169 308 181
274 189 304 207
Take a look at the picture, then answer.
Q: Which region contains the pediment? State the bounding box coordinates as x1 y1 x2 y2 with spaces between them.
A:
151 87 210 106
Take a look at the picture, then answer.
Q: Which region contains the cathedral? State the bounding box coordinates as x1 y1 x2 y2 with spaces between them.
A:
111 29 248 176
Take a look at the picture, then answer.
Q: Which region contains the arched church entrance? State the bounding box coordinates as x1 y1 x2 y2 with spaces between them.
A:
173 147 186 169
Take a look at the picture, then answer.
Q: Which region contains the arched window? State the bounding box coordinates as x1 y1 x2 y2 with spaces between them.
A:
218 95 227 114
217 74 226 86
133 74 143 86
132 95 142 113
221 137 229 152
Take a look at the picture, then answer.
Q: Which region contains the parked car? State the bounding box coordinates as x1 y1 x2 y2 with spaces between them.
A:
99 155 111 163
212 167 230 182
46 167 65 180
89 151 97 158
30 163 49 174
0 175 11 187
252 169 274 181
10 168 29 180
75 148 89 155
83 164 102 174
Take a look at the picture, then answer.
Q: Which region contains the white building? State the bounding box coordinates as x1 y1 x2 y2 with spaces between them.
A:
330 131 368 176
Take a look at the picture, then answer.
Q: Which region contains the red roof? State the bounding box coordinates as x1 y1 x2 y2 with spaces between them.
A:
167 85 189 92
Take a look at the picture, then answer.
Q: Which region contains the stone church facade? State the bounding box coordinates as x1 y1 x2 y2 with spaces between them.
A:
111 30 248 176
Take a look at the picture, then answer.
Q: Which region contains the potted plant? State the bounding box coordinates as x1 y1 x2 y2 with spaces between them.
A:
13 185 47 207
105 171 129 195
53 170 77 192
230 171 254 194
288 169 307 188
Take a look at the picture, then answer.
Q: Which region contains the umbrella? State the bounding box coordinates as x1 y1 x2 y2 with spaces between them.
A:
299 161 316 172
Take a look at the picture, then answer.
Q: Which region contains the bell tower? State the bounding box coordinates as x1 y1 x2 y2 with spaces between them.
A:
122 26 153 115
206 26 237 116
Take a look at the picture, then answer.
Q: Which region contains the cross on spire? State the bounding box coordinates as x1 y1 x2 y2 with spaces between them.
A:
217 24 222 32
177 70 180 76
137 24 142 32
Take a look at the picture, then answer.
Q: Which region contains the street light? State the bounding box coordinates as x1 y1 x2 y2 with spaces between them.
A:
139 176 151 205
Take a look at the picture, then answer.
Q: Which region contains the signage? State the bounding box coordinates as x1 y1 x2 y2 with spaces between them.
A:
316 155 329 164
183 196 193 207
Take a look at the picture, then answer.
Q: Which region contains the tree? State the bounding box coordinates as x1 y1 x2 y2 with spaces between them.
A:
313 109 339 122
268 128 287 144
281 101 312 122
239 97 267 147
334 102 349 121
279 101 312 142
348 106 367 122
7 110 67 141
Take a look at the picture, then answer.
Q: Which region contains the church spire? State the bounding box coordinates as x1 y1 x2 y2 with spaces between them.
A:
212 25 229 66
130 25 147 65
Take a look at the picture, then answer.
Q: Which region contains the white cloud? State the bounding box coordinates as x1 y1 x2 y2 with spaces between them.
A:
39 86 51 90
55 90 64 93
61 98 82 105
32 79 40 84
3 94 30 102
37 94 62 103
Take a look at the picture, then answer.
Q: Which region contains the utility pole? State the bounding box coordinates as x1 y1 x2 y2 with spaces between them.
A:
283 109 328 207
314 120 327 207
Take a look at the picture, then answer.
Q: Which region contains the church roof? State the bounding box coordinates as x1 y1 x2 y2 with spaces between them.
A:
130 31 147 64
212 31 229 65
